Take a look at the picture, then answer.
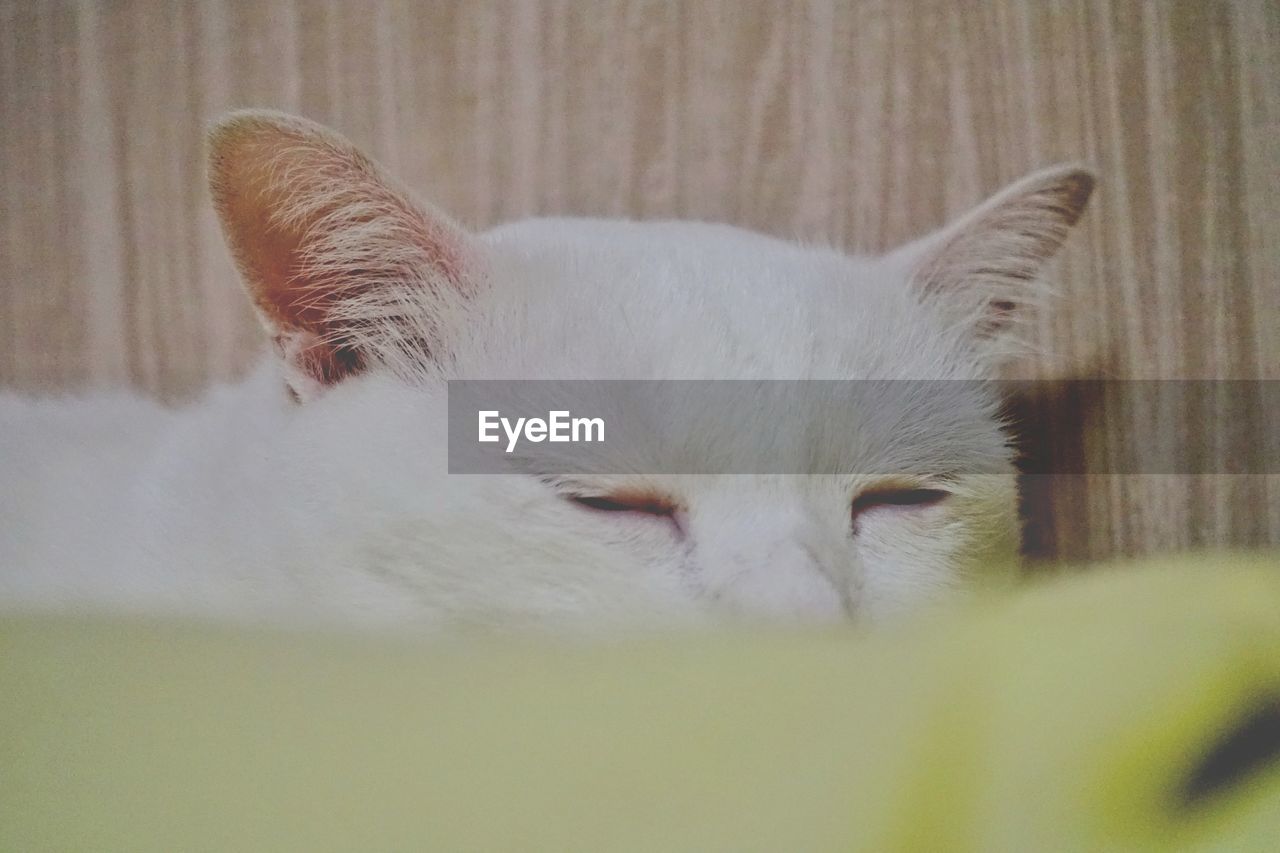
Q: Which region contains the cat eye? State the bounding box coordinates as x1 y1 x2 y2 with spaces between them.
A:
850 487 950 528
567 492 677 518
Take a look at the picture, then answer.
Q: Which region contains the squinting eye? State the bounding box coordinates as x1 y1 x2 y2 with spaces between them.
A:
568 493 677 518
851 487 949 528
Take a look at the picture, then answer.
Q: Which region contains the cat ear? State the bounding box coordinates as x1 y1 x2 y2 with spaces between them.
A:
208 110 479 401
888 165 1094 366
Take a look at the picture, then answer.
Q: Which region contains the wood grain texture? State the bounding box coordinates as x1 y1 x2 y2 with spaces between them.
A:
1 0 1276 561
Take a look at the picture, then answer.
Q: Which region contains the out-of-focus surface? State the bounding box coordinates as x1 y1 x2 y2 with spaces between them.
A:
0 0 1276 561
4 553 1279 851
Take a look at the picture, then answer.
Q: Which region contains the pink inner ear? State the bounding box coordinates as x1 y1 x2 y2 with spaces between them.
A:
273 331 362 383
209 112 477 394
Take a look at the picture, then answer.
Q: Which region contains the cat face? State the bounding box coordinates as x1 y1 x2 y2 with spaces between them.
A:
209 110 1092 626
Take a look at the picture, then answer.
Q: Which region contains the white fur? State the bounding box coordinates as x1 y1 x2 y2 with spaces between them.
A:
0 113 1091 631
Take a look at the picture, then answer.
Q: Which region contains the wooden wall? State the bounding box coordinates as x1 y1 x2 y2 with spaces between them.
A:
1 0 1276 562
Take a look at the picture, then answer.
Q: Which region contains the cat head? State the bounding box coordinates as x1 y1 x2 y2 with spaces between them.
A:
208 110 1093 626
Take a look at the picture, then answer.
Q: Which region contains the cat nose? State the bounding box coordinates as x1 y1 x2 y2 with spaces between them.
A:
725 551 849 621
711 536 851 622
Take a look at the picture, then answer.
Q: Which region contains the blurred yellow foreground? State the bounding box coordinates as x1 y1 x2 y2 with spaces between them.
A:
3 553 1278 852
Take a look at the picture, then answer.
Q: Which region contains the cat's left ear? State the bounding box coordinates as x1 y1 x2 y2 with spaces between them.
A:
887 164 1094 366
208 110 480 401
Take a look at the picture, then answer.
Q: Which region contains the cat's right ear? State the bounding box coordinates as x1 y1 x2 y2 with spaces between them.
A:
886 165 1094 369
208 110 480 401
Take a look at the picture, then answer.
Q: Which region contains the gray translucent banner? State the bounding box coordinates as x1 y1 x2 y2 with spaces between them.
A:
447 380 1279 475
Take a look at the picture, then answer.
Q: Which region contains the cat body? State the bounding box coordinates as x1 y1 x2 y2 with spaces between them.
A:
0 112 1093 630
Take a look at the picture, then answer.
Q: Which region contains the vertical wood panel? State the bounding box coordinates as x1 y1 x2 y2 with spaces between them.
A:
0 0 1275 561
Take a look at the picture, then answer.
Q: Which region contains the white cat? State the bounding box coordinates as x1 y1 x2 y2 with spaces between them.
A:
0 111 1093 630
